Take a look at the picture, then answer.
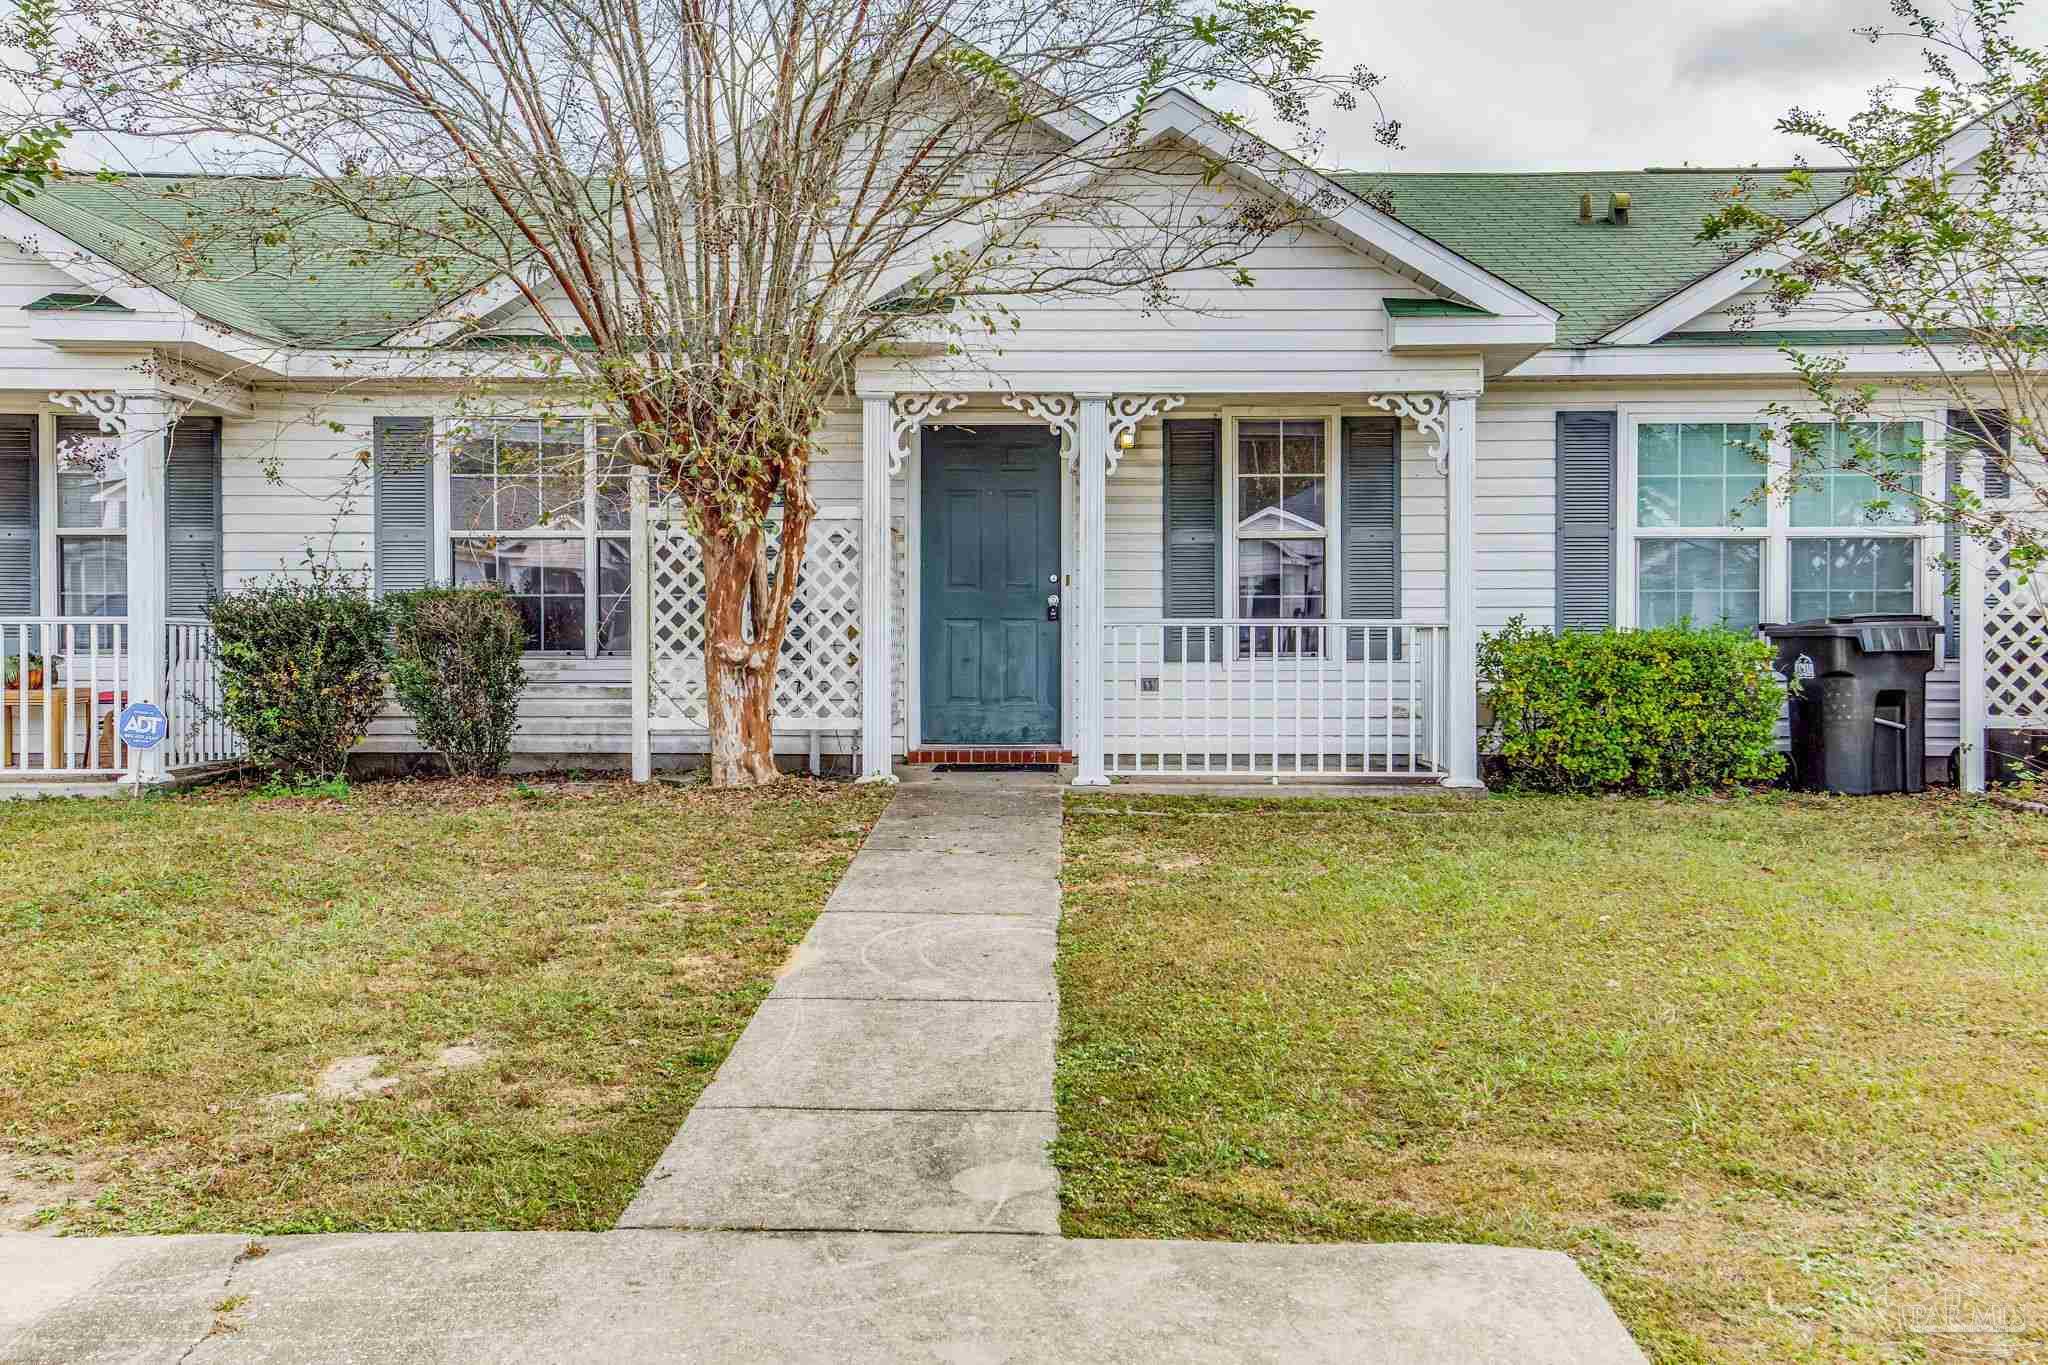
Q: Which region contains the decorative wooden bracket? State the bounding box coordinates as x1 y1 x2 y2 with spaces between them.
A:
887 393 970 475
999 393 1082 464
1104 396 1186 475
1366 392 1450 474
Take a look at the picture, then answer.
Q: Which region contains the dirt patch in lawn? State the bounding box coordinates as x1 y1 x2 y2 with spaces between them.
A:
1056 791 2048 1364
0 774 888 1234
0 1147 106 1232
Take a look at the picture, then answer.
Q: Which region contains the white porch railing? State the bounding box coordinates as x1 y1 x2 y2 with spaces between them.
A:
0 618 133 776
1101 619 1452 778
0 617 243 779
165 618 244 770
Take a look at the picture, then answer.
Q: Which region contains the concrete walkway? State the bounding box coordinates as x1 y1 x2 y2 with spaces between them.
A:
0 771 1649 1363
620 768 1064 1235
2 1229 1646 1364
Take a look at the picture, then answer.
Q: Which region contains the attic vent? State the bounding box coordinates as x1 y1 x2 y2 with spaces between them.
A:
1579 191 1632 226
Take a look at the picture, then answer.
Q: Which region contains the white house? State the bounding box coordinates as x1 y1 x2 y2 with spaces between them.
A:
0 91 2038 793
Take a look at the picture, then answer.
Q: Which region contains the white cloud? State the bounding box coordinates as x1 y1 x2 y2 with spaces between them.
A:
1306 0 2048 172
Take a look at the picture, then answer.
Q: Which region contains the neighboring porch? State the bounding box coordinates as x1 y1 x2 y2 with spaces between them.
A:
0 615 239 788
629 388 1486 787
1 386 248 794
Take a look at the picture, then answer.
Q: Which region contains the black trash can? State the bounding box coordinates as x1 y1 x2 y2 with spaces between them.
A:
1761 614 1941 795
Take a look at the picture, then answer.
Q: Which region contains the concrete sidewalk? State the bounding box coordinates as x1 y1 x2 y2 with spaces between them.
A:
1 1229 1648 1364
619 769 1064 1236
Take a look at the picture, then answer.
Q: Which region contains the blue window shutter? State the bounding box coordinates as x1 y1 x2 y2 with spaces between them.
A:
165 417 222 618
373 417 434 596
0 418 35 631
1341 416 1401 660
1945 408 2009 658
1162 418 1222 663
1555 411 1618 631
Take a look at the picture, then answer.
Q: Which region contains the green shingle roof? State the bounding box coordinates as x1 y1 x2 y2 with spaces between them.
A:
1333 169 1851 346
14 168 1849 352
16 174 501 347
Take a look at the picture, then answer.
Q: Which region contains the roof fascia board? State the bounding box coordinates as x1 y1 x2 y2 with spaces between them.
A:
1598 117 1997 346
27 311 549 384
1506 340 1993 380
1388 309 1555 349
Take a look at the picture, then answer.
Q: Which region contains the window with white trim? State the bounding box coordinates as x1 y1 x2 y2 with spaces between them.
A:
1632 421 1765 631
1787 422 1922 621
1234 418 1327 653
1626 417 1930 633
54 418 128 620
447 416 633 655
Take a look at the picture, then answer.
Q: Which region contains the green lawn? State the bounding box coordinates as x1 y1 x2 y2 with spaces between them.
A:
0 775 887 1235
1056 792 2048 1364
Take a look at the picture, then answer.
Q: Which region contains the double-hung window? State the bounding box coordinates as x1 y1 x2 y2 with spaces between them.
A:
447 417 633 656
54 417 128 621
1632 421 1766 632
1624 416 1931 632
1786 422 1922 621
1233 418 1327 654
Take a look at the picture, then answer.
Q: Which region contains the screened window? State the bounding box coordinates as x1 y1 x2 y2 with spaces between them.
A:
448 417 633 655
54 420 128 619
1235 419 1326 653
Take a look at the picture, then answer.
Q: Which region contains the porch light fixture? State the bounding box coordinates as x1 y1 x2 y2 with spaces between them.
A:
1116 427 1135 451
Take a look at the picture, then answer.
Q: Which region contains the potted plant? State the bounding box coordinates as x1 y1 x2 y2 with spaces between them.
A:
2 653 46 691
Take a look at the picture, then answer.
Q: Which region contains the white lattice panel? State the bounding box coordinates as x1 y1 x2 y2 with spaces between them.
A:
1984 545 2048 726
648 511 863 731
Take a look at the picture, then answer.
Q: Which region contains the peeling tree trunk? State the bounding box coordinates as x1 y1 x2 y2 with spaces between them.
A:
696 492 814 788
700 528 782 787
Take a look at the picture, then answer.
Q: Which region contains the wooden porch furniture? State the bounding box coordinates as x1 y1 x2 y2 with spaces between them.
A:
0 687 121 770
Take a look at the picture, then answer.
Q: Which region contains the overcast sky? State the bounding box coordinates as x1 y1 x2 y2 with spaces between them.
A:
1313 0 2048 173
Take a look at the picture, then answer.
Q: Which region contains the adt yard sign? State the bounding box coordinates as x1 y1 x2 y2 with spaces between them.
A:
118 702 168 750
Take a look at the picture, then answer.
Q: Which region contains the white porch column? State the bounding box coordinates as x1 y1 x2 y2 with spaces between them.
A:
122 393 173 787
857 393 897 782
1959 458 1989 793
1072 394 1111 785
1443 392 1482 788
628 467 652 784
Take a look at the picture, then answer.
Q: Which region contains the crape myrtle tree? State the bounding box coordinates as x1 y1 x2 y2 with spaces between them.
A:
4 0 1398 785
1700 0 2048 599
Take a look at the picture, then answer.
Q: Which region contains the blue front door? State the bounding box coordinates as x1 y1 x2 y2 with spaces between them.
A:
921 426 1062 745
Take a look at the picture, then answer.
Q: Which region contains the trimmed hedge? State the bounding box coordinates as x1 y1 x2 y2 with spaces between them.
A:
1478 617 1787 793
208 569 391 785
388 586 529 777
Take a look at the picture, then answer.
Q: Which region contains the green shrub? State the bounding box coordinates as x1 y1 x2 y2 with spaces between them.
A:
1478 617 1787 793
208 568 390 784
387 586 528 777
